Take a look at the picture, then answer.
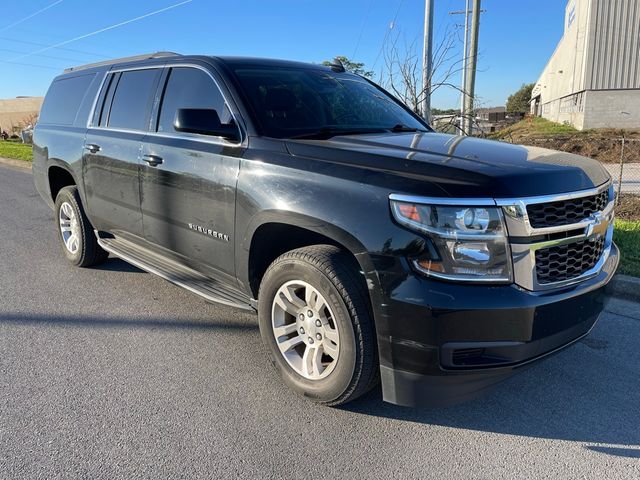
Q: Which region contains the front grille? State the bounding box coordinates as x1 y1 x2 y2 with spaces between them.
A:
527 190 609 228
535 236 605 284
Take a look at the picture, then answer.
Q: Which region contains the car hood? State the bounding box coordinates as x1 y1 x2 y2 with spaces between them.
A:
285 132 610 198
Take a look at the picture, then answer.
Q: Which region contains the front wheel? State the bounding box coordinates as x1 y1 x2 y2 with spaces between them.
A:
258 245 378 406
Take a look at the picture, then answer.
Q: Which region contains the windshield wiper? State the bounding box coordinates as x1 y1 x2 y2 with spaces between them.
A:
290 127 390 140
389 124 428 133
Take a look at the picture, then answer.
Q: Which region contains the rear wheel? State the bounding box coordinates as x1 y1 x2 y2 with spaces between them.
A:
54 186 108 267
258 245 378 406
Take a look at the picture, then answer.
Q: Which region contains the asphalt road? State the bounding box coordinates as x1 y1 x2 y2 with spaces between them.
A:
1 163 639 479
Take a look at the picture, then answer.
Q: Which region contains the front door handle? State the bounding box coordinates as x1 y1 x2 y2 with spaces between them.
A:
142 154 163 167
84 143 101 154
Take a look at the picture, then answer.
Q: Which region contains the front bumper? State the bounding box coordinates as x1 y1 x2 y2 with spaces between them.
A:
374 243 619 407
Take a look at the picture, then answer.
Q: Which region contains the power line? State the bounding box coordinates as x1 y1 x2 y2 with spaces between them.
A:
0 0 64 33
371 0 404 70
0 47 89 64
0 35 111 58
351 0 375 59
1 59 60 71
10 0 193 62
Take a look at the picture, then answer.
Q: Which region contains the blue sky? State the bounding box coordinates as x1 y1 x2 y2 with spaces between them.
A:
0 0 567 108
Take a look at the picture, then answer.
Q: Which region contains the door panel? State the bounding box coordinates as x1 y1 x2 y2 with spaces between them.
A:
83 128 144 234
140 66 241 278
82 68 161 235
140 135 240 278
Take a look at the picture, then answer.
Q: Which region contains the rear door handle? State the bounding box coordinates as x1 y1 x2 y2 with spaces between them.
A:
142 154 163 167
84 143 101 154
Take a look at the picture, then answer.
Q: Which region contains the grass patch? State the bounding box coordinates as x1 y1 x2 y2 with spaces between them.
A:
614 219 640 277
0 141 32 162
488 117 579 141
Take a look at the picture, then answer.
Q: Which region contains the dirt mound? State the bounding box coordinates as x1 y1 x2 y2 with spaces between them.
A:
615 195 640 221
489 119 640 164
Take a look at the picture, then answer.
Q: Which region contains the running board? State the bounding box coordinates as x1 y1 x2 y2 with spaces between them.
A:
97 235 255 311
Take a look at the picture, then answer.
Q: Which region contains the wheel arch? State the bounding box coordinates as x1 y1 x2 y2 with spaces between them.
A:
240 211 376 301
47 161 79 203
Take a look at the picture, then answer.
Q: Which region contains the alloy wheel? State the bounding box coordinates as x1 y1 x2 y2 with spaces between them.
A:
59 201 80 254
271 280 340 380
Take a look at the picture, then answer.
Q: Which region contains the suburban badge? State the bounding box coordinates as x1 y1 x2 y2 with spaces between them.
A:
188 223 230 242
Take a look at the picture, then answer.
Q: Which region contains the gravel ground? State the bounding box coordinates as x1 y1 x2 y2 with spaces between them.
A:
1 164 639 479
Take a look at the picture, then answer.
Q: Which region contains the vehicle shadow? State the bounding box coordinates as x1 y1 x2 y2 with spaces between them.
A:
584 446 640 458
342 346 640 456
0 312 258 332
3 312 636 457
92 257 144 273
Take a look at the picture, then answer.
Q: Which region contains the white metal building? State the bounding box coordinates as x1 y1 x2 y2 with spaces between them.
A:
531 0 640 130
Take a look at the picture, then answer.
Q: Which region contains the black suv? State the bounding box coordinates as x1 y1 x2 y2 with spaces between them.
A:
33 52 618 407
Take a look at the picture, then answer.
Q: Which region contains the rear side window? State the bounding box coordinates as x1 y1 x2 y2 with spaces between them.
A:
39 73 95 125
157 67 232 133
106 69 159 131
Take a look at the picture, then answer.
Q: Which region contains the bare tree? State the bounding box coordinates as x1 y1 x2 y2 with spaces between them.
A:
379 25 482 135
20 113 39 129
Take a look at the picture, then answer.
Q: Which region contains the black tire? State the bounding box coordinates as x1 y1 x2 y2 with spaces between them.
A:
258 245 379 406
54 186 108 267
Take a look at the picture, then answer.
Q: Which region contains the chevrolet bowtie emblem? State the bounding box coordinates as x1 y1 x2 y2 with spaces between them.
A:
585 211 608 239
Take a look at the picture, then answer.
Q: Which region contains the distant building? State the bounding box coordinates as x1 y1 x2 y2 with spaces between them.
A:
0 97 44 134
531 0 640 130
476 107 506 123
474 107 523 134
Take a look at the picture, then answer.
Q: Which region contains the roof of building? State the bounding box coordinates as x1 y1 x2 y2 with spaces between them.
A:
476 107 506 114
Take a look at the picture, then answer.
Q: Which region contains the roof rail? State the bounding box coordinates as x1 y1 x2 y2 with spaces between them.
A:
64 51 181 73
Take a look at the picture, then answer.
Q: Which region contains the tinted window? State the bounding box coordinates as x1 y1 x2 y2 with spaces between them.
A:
39 73 95 125
98 74 118 127
231 67 426 138
157 67 232 133
107 69 159 130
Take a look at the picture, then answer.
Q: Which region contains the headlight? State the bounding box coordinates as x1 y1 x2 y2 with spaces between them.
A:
390 200 512 282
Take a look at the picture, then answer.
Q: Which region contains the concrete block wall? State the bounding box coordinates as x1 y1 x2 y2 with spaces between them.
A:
540 99 586 130
582 90 640 129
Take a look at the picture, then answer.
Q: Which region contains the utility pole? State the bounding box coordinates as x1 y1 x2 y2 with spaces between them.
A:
421 0 434 124
460 0 470 135
463 0 481 135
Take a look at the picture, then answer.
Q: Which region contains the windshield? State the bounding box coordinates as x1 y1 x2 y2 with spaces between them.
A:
230 66 429 139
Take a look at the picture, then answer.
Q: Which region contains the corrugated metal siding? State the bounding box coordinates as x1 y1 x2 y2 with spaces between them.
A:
589 0 640 90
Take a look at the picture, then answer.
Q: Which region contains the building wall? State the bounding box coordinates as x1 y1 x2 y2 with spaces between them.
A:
537 91 587 130
0 97 44 133
531 0 592 107
583 89 640 129
532 0 640 130
585 0 640 90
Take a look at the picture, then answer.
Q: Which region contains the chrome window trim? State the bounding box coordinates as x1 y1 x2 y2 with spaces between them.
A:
86 64 165 130
86 62 245 147
143 130 243 147
86 70 109 129
389 180 615 292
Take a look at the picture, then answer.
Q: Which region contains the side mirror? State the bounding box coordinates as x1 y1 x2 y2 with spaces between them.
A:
174 108 240 141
